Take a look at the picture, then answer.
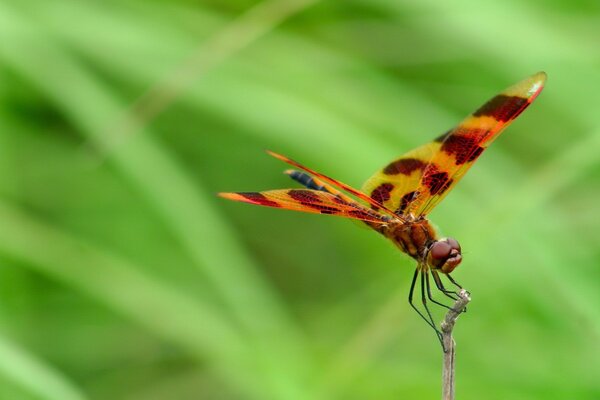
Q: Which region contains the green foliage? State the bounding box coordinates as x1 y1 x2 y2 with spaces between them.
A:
0 0 598 398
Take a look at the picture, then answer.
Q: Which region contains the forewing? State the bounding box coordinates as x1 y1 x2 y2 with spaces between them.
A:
362 73 545 218
361 142 436 215
406 72 546 216
219 189 390 224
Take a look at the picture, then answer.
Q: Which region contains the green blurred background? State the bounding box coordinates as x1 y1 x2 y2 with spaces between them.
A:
0 0 599 399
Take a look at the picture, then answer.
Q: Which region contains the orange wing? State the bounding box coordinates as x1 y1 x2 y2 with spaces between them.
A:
218 189 391 224
362 72 546 217
267 151 401 220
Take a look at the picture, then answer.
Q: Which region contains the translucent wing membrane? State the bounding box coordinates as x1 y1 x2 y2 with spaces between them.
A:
218 189 390 224
361 141 436 215
267 151 401 220
362 72 546 217
409 72 546 216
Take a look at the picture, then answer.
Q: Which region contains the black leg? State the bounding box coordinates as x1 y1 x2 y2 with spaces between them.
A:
420 270 444 347
431 270 459 300
408 267 438 331
408 267 449 351
446 273 463 289
425 271 453 310
436 271 467 313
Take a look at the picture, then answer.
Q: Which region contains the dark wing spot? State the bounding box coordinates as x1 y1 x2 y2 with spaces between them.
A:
395 190 418 215
383 158 426 175
288 189 341 214
441 134 485 165
331 196 348 205
370 183 394 205
288 189 320 202
319 208 340 215
240 193 281 207
348 209 378 220
422 168 452 195
473 95 528 121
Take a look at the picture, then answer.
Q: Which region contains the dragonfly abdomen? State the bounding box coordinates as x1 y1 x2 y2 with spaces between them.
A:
285 170 329 192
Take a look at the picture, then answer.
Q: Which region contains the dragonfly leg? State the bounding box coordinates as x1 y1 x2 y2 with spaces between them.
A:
446 273 463 289
420 270 445 349
432 271 467 313
425 271 453 310
431 270 460 300
408 267 437 331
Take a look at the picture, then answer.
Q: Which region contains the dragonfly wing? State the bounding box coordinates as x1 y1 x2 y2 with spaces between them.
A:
267 151 401 220
407 72 546 216
362 72 546 218
219 189 391 224
361 141 435 215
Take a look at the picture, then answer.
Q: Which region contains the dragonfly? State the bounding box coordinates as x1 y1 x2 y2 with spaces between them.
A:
219 72 546 346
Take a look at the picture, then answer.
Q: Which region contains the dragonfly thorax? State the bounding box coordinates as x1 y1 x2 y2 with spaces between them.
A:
385 219 437 261
384 220 462 273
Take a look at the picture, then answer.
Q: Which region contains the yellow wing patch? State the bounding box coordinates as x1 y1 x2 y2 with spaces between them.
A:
362 72 546 217
407 72 546 216
361 141 438 214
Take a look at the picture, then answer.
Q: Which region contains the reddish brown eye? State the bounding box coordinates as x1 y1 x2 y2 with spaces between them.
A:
430 241 451 260
446 237 461 251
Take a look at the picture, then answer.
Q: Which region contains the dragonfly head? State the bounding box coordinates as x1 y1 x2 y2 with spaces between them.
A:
427 237 462 274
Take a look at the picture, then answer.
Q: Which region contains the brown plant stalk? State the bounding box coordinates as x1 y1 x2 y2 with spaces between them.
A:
441 289 471 400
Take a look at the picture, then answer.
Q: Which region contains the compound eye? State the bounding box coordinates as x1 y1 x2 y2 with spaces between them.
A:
446 237 461 252
430 241 452 260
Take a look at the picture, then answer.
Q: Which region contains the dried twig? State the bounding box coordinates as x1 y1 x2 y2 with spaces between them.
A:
441 289 471 400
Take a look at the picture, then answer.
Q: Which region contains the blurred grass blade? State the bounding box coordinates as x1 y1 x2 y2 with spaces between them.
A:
0 0 599 398
109 0 320 142
23 0 459 175
464 128 600 238
0 334 87 400
0 3 317 398
0 199 262 394
367 0 598 124
0 0 299 342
